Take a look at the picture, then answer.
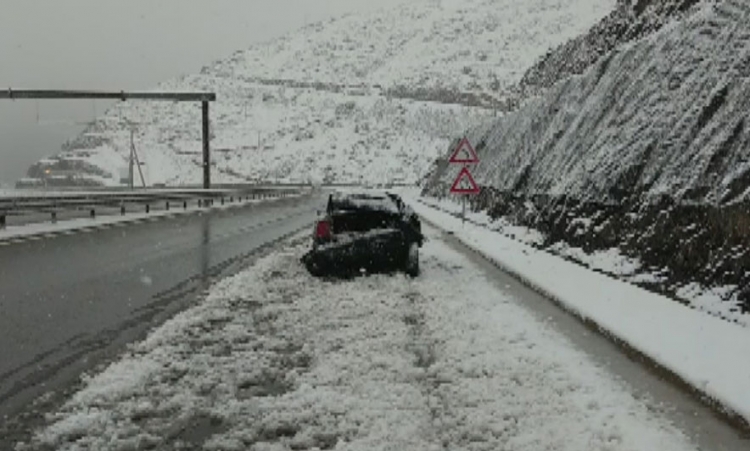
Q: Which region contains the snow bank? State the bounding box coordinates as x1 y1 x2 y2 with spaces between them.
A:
407 192 750 425
21 228 695 450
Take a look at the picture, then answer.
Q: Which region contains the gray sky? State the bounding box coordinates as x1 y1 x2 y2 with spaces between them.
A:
0 0 406 185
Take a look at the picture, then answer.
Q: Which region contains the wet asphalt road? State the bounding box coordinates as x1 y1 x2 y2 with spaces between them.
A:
0 193 325 419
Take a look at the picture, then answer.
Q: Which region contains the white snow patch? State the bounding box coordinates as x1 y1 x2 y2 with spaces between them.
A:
676 283 746 326
419 194 546 246
550 243 642 277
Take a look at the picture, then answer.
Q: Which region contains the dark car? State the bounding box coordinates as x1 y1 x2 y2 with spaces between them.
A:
301 190 424 277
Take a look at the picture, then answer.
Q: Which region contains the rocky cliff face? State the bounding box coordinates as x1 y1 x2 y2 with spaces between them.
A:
521 0 704 89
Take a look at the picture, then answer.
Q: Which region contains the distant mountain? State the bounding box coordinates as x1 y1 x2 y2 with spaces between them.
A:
24 0 615 187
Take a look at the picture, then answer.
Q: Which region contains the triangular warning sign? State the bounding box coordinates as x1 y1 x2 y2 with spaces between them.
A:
448 138 479 164
450 167 480 195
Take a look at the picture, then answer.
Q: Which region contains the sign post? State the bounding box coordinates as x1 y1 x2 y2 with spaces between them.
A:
448 138 480 225
463 196 467 226
0 89 216 188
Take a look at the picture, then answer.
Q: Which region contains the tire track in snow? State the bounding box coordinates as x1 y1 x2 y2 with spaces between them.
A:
401 288 457 450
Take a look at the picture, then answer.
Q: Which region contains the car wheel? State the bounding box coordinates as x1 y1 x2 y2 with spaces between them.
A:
404 242 420 277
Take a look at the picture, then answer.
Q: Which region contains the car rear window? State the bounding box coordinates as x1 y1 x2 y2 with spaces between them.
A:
328 193 400 214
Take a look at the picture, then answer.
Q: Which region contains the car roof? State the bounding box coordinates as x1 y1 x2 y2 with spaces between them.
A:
328 190 400 213
331 188 388 198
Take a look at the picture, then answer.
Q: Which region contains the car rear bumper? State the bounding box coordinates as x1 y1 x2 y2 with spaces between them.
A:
302 229 408 276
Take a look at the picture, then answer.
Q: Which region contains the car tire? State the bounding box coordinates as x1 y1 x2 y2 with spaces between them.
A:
404 242 420 277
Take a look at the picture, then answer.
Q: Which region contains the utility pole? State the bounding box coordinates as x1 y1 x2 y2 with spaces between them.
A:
129 130 135 190
130 129 146 188
462 195 466 227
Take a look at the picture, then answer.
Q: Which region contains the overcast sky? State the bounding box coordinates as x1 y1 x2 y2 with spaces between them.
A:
0 0 406 185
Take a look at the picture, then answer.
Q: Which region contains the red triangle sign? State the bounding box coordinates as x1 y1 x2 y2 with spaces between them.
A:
448 138 479 164
450 167 481 195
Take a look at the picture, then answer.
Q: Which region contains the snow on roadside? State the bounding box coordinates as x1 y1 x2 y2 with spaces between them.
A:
405 193 750 426
19 227 696 450
548 243 642 278
417 192 748 325
419 195 546 246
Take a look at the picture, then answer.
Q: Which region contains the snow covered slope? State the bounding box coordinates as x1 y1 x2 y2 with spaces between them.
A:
440 0 750 204
521 0 704 89
26 0 615 187
424 0 750 315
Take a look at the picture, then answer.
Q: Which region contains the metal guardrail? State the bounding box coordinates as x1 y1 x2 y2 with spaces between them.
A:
0 186 308 229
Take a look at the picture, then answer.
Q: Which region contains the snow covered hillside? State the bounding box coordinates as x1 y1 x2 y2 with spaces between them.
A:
425 0 750 315
24 0 615 187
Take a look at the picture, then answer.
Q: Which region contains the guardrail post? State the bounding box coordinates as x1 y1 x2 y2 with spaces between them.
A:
146 204 150 214
166 201 170 211
183 201 187 209
221 197 224 205
0 214 5 229
230 196 234 203
51 212 57 223
90 209 96 219
198 199 202 208
121 205 126 215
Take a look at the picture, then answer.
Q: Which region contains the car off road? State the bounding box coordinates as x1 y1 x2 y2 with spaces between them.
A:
301 190 424 277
